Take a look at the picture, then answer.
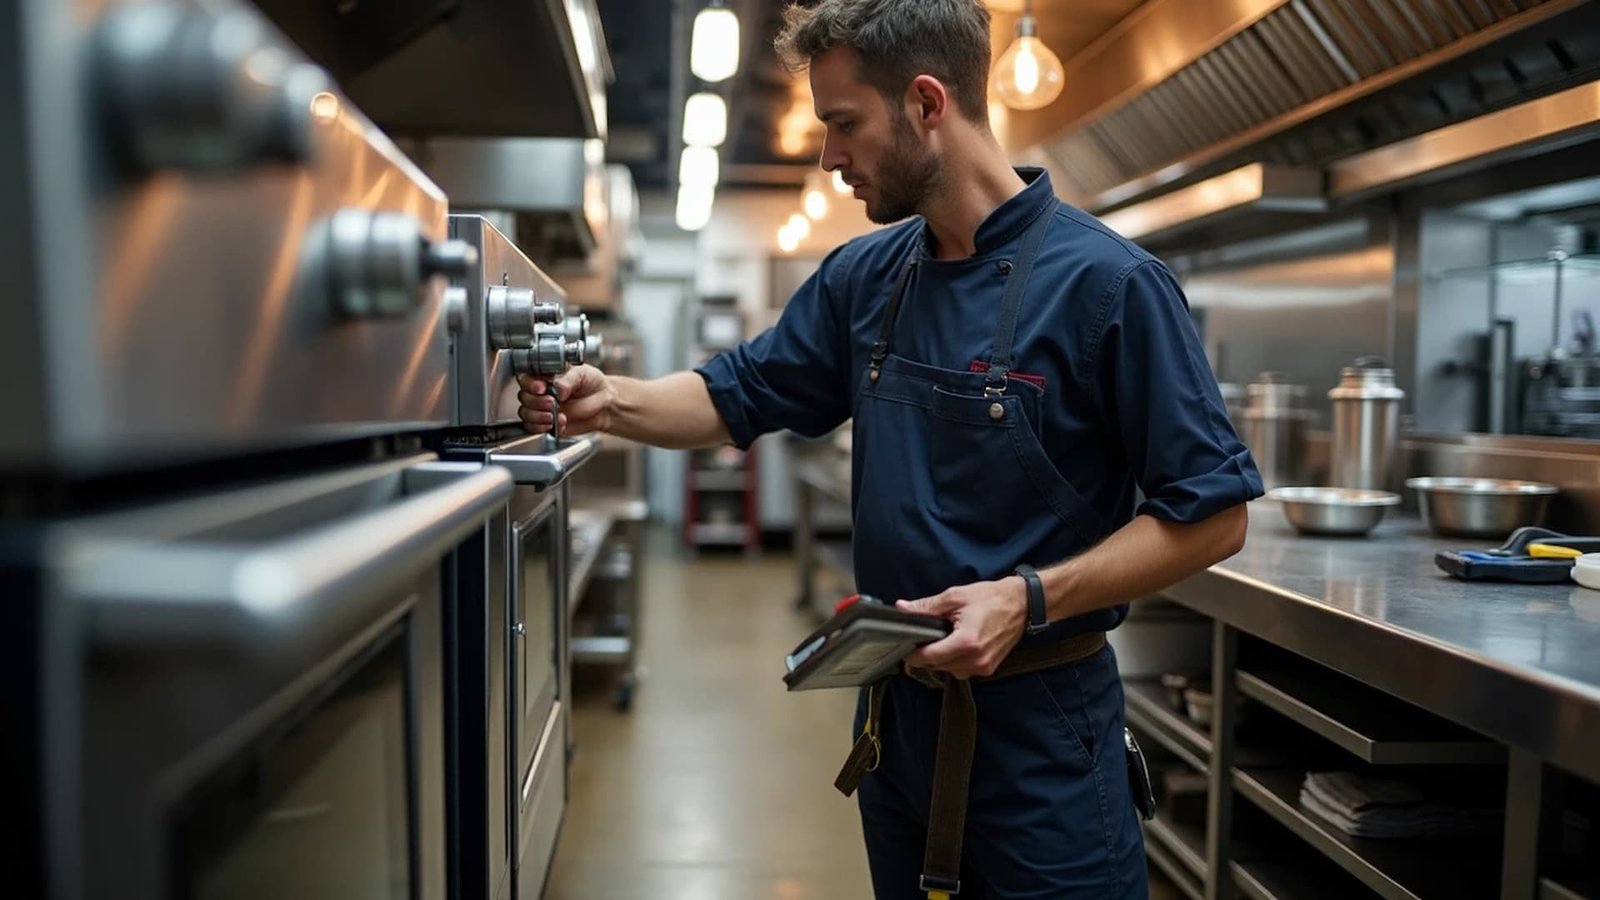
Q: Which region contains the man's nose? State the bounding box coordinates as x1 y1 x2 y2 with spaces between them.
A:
818 137 847 177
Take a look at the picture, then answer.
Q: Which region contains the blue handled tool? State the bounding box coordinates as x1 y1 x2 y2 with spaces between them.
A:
1435 526 1596 583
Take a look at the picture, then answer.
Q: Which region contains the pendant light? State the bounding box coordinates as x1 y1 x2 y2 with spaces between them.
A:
992 0 1064 111
691 1 740 83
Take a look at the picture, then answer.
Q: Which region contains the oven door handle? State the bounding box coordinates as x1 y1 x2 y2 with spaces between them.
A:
68 461 513 654
487 434 601 487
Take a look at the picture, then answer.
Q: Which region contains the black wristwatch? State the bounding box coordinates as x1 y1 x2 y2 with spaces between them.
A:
1013 564 1050 635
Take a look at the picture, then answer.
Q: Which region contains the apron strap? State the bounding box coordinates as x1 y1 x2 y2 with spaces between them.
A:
985 199 1059 396
869 257 919 383
836 630 1108 897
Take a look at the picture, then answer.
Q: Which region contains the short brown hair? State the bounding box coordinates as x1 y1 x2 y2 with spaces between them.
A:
774 0 992 121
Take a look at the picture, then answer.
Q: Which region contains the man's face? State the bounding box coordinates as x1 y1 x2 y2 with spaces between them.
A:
810 46 941 225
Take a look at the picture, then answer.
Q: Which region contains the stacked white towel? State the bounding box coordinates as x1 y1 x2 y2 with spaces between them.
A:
1298 771 1500 840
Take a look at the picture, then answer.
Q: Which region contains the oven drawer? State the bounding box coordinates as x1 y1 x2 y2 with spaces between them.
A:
515 700 568 900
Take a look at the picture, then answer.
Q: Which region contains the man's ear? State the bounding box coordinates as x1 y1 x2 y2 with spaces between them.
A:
908 74 949 128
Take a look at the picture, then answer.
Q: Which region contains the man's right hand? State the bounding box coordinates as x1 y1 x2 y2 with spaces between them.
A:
518 366 614 436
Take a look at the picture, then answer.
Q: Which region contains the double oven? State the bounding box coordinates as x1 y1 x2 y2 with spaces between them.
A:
435 214 598 900
0 2 594 900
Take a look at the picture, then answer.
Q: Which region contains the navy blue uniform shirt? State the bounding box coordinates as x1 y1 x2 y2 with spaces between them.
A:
698 168 1262 586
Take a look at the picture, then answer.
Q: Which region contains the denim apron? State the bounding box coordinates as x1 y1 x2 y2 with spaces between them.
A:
849 197 1148 899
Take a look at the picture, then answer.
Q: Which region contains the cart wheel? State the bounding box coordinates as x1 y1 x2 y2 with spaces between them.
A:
612 676 636 713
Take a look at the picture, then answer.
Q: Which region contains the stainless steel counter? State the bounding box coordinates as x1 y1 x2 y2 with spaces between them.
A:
1166 504 1600 783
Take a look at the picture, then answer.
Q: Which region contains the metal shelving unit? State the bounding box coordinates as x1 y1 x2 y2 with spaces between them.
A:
1125 679 1213 774
1233 767 1501 900
1237 669 1505 766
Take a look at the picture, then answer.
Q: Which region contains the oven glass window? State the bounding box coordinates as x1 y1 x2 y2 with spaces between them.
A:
176 632 412 900
518 510 558 730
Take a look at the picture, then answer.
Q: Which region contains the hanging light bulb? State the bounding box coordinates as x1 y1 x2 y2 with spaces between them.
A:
802 170 830 220
690 1 740 83
678 145 720 188
832 170 851 194
786 213 811 241
676 183 714 232
992 1 1064 111
777 222 801 253
682 92 727 147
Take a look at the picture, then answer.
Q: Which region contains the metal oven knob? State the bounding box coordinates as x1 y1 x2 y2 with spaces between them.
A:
321 208 479 319
561 312 591 345
487 287 564 350
94 1 330 172
508 332 585 376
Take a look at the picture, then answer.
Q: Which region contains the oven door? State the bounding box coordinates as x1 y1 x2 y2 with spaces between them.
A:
47 455 512 900
508 484 567 899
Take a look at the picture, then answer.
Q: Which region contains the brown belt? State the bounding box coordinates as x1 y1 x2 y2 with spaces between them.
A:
834 630 1108 899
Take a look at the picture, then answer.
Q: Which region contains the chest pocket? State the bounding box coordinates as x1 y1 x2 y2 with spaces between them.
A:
927 384 1107 550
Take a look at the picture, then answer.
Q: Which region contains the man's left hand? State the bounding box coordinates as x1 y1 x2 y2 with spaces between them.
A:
897 576 1029 679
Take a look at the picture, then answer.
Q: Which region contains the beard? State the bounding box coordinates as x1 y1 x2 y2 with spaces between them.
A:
862 111 941 225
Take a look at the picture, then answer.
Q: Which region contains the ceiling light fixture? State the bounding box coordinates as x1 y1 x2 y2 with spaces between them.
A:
786 213 811 241
992 0 1064 111
690 1 740 83
802 170 830 220
777 222 801 253
682 91 727 147
676 183 715 232
679 145 720 188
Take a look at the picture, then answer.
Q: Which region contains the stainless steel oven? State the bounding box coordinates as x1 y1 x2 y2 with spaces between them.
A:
35 455 512 900
435 214 599 900
0 2 486 897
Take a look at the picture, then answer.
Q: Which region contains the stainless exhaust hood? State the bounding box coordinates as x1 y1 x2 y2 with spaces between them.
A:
410 138 606 263
1099 163 1325 242
251 0 610 139
1329 78 1600 198
1025 0 1595 213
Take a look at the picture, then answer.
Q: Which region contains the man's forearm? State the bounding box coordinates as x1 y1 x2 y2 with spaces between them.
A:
606 371 732 450
1037 504 1248 623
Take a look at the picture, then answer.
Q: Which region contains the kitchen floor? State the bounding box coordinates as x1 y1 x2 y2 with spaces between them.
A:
546 527 1182 900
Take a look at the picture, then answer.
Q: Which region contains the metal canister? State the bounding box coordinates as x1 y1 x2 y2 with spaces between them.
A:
1328 358 1406 491
1242 373 1307 491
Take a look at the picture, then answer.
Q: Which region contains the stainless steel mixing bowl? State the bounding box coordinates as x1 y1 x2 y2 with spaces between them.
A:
1264 486 1401 537
1405 477 1559 539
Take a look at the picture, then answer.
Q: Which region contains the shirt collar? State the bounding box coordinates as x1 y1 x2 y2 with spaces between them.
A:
919 167 1056 259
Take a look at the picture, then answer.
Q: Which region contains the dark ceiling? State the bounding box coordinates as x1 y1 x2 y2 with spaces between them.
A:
597 0 825 192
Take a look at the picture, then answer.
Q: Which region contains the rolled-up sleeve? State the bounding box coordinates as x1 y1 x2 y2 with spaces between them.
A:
695 244 857 450
1094 260 1263 523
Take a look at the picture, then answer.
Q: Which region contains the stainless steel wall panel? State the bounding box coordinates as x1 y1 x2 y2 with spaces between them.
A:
1173 218 1396 420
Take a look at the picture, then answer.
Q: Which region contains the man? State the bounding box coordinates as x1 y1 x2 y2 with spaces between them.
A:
519 0 1263 895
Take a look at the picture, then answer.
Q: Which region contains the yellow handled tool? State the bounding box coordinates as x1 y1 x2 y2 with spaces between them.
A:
1528 542 1584 559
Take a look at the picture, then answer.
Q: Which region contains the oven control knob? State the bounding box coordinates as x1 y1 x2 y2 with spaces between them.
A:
561 312 591 345
487 288 565 349
94 1 330 172
442 286 468 334
323 208 479 319
509 333 585 376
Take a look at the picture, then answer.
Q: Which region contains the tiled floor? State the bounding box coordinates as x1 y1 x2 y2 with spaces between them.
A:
546 529 1182 900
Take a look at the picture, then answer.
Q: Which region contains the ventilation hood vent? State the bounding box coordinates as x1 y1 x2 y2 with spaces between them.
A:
1038 0 1600 213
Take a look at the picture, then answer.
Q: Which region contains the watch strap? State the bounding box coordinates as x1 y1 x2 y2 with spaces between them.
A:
1013 564 1049 635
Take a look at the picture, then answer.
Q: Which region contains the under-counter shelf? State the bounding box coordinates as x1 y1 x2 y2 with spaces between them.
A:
1125 679 1212 773
1542 875 1600 900
1146 811 1207 881
1234 767 1500 900
1237 669 1503 766
1144 813 1205 900
1231 854 1380 900
571 635 630 664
